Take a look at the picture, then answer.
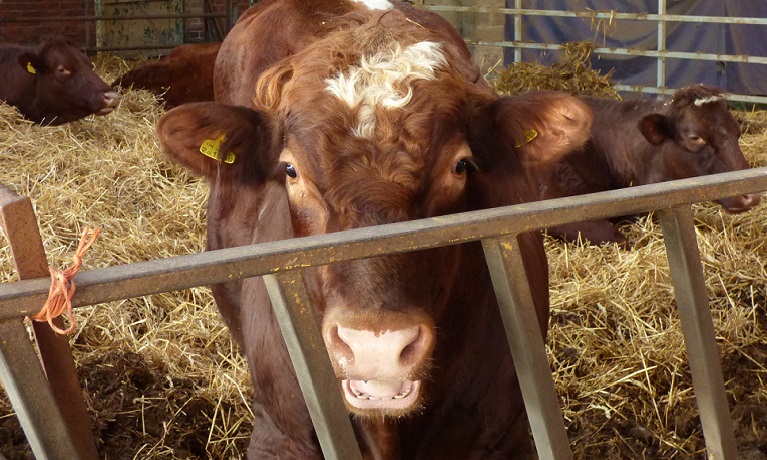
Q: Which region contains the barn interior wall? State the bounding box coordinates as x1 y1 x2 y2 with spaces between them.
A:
184 0 251 43
0 0 251 54
422 0 507 73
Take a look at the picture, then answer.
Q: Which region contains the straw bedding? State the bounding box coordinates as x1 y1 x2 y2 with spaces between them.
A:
0 50 765 459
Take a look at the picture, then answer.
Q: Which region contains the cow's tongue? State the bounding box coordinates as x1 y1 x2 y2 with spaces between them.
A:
342 379 420 410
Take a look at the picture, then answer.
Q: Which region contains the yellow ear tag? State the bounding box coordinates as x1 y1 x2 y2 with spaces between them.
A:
199 134 236 164
26 62 37 74
514 129 539 148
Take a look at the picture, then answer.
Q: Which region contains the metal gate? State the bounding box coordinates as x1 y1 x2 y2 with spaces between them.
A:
1 166 766 459
416 1 767 105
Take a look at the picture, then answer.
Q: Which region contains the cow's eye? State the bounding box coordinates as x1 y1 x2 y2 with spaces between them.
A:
688 134 706 145
453 159 468 175
56 65 71 76
285 163 298 178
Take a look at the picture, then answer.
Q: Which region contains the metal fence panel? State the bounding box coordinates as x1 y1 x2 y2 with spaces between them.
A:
417 2 767 104
2 168 767 457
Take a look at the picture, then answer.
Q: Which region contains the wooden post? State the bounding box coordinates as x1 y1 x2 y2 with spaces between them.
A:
0 184 98 460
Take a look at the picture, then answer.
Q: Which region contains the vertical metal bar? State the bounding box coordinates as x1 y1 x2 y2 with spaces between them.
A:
657 0 667 88
658 206 737 460
225 0 234 32
482 235 572 460
263 271 363 460
514 0 523 63
0 185 96 459
0 319 81 460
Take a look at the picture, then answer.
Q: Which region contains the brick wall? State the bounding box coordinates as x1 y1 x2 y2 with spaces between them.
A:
0 0 92 46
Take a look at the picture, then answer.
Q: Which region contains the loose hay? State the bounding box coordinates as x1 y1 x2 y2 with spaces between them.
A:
0 54 251 459
0 53 766 459
490 41 621 99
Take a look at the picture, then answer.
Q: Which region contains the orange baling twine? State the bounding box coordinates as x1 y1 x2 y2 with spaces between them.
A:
30 226 100 335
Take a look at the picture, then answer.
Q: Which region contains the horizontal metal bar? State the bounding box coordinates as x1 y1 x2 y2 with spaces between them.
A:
479 38 767 103
421 5 767 25
609 85 767 104
83 44 183 53
1 167 766 319
475 40 767 65
0 13 226 24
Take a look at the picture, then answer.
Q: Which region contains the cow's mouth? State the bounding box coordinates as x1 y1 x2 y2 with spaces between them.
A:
342 379 420 412
95 107 116 116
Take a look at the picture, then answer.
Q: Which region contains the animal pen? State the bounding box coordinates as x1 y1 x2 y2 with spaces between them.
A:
2 166 767 459
1 2 767 459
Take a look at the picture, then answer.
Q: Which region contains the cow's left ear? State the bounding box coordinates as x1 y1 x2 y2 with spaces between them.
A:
638 113 672 145
472 91 592 167
18 52 44 75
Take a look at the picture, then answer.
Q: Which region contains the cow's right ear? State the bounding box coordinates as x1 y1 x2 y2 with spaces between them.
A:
156 102 274 182
638 113 672 145
18 52 44 75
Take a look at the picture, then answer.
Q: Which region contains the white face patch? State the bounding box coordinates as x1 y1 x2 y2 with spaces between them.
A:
352 0 394 10
694 95 723 107
325 41 447 138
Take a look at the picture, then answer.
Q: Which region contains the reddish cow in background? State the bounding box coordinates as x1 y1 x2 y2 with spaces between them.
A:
540 84 761 245
0 36 119 125
113 42 220 109
156 0 592 458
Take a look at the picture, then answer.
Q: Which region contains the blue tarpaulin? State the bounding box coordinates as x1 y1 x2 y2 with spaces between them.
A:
504 0 767 97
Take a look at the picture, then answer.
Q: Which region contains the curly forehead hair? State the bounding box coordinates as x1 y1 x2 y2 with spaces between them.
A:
671 84 724 107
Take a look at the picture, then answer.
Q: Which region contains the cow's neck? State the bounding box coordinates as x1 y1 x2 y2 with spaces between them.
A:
356 417 400 459
0 54 38 114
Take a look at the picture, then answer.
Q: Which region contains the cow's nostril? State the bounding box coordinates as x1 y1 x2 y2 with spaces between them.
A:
103 91 120 107
328 325 355 364
398 327 423 367
333 324 424 379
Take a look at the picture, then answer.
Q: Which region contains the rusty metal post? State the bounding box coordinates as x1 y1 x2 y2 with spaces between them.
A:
483 235 572 460
0 184 98 460
264 270 363 460
659 205 737 460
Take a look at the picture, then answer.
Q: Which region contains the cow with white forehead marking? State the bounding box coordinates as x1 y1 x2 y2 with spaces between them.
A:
540 84 761 246
155 0 592 457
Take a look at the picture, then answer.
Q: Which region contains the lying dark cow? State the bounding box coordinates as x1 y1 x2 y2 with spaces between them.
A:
540 84 761 245
112 42 220 109
0 36 119 125
156 0 592 457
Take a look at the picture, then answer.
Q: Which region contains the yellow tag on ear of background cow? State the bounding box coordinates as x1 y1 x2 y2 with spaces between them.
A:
514 129 539 148
199 135 236 164
26 62 37 74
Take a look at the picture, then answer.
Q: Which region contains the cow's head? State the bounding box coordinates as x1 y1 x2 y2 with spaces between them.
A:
156 36 591 418
638 84 760 212
18 36 119 124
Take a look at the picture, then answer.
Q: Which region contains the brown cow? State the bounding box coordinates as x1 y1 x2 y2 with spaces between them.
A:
156 0 592 458
0 36 119 125
112 42 220 109
541 84 761 246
